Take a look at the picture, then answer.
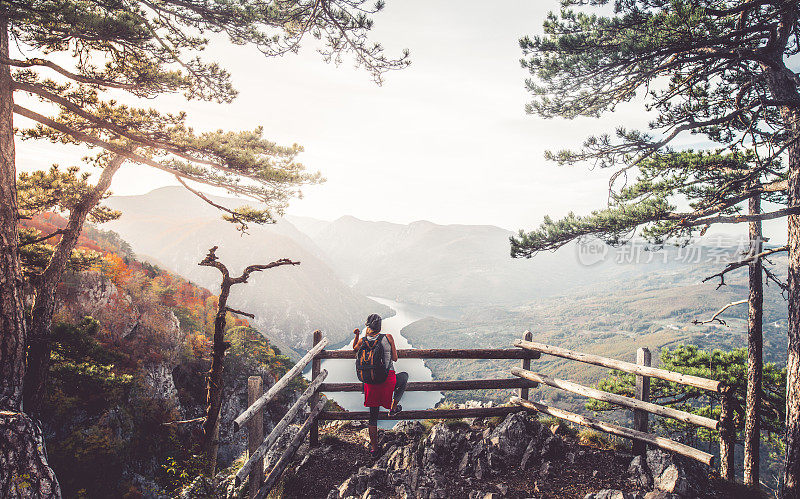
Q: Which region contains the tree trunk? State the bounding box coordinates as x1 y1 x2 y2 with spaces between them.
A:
0 16 25 414
24 155 125 414
786 132 800 498
0 17 61 497
744 193 763 487
760 24 800 493
201 280 231 477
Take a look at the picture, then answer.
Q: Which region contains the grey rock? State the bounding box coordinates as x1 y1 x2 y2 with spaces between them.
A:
459 452 472 476
643 492 681 499
520 439 537 470
394 420 425 436
628 455 653 489
495 482 509 495
488 413 532 460
337 466 388 498
646 450 689 496
584 491 643 499
423 423 466 467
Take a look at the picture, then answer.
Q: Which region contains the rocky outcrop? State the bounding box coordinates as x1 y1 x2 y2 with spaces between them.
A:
326 412 567 499
625 449 709 498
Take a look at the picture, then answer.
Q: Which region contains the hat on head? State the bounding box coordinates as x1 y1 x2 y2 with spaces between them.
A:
365 313 382 332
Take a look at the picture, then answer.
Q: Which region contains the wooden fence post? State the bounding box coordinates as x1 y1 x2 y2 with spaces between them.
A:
719 385 734 480
632 347 651 455
309 330 322 447
520 331 533 400
247 376 264 499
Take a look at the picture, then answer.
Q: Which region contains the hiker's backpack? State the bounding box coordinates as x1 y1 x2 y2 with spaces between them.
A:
356 334 389 384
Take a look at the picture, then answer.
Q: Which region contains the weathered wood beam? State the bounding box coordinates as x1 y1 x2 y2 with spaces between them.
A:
510 397 714 467
514 340 721 392
319 348 540 360
318 405 525 421
511 368 719 430
235 370 328 486
319 378 538 392
256 399 327 499
234 337 329 432
247 376 264 499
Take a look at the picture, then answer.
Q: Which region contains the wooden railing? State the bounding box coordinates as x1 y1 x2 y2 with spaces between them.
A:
232 329 538 498
232 331 732 498
509 340 733 476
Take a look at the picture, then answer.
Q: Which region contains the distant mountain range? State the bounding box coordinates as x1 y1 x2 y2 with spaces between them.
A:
106 187 392 353
109 187 788 362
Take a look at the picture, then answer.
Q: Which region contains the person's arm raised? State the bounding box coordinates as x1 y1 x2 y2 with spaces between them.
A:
352 328 362 350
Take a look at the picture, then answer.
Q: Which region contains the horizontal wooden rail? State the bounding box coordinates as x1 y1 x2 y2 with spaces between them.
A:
236 370 328 485
511 397 714 467
319 378 538 392
256 398 327 499
511 368 719 430
514 340 721 392
319 348 540 360
319 405 524 421
234 337 329 432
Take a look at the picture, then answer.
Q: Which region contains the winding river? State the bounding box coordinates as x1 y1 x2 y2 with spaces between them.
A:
310 297 446 425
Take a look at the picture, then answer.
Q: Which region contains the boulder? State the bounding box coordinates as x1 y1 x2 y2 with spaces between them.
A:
645 450 690 496
628 455 653 489
393 420 425 436
423 423 467 468
487 413 532 460
336 466 388 498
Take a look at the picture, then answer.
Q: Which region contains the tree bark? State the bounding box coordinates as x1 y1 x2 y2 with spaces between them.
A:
0 411 60 497
0 17 61 497
786 131 800 498
744 192 763 487
23 155 125 414
201 274 231 477
0 16 25 414
197 247 299 477
759 11 800 492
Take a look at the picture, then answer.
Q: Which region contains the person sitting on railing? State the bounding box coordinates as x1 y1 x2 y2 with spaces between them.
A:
352 313 408 456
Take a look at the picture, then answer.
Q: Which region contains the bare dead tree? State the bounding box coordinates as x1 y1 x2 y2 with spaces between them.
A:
198 246 299 477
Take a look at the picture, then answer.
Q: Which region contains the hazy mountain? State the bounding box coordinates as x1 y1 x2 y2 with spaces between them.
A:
286 214 767 308
106 187 391 352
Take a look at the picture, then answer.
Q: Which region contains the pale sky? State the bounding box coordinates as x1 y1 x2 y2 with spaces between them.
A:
14 0 787 243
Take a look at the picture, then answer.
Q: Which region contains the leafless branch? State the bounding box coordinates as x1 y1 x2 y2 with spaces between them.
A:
161 416 206 427
692 299 748 326
226 306 255 319
702 245 788 288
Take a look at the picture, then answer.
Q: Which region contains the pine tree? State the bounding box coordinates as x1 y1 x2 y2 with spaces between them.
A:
0 1 408 495
588 345 787 486
514 3 800 493
513 149 785 484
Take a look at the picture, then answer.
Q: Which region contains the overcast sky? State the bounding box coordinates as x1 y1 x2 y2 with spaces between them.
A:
15 0 787 243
